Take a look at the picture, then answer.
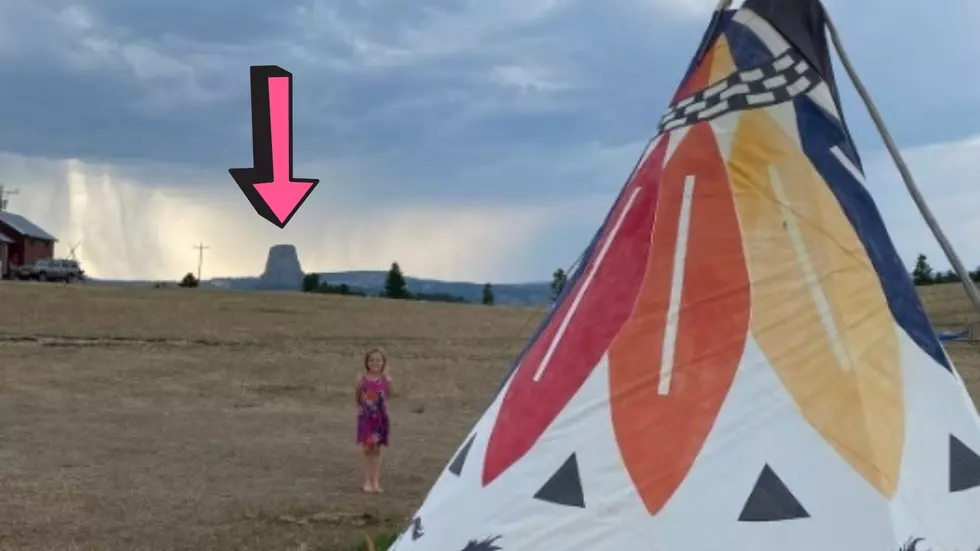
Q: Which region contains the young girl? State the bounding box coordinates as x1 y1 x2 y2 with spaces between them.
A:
355 347 393 493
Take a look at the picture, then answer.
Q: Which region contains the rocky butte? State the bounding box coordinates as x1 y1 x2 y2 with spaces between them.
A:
258 244 304 290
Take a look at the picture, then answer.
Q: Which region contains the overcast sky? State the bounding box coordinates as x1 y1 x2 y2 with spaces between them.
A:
1 0 978 282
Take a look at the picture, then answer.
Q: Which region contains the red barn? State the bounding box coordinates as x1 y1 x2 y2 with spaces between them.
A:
0 231 10 278
0 212 57 273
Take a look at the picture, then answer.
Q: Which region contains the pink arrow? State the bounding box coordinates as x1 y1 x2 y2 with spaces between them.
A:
230 65 319 228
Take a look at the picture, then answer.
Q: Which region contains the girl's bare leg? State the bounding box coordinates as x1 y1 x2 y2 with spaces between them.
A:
372 448 383 492
361 446 374 492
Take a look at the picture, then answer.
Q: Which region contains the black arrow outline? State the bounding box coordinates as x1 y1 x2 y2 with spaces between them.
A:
229 65 319 229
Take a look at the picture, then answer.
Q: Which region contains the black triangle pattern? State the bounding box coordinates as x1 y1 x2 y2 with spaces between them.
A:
448 434 476 477
950 434 980 493
533 453 585 508
738 464 809 522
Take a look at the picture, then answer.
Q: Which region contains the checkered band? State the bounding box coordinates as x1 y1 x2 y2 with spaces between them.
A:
657 50 821 134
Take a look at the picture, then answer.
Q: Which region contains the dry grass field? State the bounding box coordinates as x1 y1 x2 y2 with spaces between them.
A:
1 281 978 551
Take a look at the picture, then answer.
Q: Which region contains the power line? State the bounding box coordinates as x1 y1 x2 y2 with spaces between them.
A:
0 184 19 212
193 242 210 282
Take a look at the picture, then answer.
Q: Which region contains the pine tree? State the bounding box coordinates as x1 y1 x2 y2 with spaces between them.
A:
179 272 199 288
482 283 495 306
384 262 410 299
551 268 568 301
301 273 319 292
911 254 934 286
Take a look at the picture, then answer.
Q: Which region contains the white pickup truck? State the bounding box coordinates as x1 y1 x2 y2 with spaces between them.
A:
15 258 85 283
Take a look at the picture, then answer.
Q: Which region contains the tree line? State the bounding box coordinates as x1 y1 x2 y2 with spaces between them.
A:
911 254 980 286
175 253 976 299
302 262 491 305
301 262 576 306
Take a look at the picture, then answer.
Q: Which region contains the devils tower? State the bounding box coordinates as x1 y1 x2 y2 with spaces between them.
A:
258 244 304 290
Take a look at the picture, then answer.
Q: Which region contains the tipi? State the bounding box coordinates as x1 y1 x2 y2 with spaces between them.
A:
390 0 980 549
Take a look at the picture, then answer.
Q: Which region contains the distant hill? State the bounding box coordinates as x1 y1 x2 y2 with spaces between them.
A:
208 271 553 306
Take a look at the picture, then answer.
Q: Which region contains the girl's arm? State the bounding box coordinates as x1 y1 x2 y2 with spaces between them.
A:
385 374 394 397
353 377 362 406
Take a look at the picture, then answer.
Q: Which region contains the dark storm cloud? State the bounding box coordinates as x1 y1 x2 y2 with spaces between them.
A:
0 0 977 206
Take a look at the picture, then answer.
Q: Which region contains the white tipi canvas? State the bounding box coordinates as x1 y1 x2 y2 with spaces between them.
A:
389 1 980 549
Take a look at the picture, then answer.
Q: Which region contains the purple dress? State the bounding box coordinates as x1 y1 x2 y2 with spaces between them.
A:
356 376 390 446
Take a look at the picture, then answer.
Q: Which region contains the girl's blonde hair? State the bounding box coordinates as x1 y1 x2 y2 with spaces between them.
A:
363 347 388 372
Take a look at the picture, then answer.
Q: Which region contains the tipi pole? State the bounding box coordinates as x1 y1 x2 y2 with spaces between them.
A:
825 13 980 315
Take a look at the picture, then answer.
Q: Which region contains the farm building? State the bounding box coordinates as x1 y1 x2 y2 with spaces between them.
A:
0 231 10 278
0 212 57 274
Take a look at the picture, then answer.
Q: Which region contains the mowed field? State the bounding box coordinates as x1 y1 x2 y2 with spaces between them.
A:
1 281 979 550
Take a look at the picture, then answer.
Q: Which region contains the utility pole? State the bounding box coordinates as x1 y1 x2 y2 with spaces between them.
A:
0 184 19 212
193 242 210 282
